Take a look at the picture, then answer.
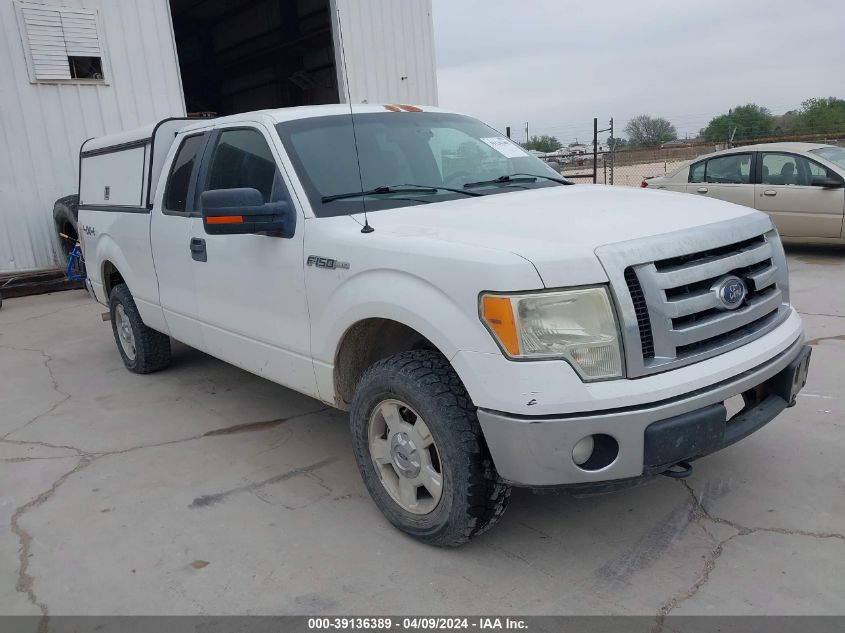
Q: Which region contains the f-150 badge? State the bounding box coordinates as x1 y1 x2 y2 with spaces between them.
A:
307 255 350 270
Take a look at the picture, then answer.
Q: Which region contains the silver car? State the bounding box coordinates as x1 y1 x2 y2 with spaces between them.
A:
645 142 845 243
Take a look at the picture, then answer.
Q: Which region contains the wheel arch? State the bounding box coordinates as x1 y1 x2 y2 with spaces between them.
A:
91 233 136 300
314 269 497 410
101 259 126 298
333 317 445 410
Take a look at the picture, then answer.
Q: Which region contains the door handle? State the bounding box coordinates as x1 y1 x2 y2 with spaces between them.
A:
696 187 708 194
763 190 777 197
189 237 207 262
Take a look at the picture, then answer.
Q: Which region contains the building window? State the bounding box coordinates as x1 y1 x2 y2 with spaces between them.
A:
68 56 103 79
15 1 106 83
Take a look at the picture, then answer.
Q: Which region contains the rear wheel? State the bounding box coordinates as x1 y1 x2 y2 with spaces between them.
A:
109 284 171 373
350 350 510 546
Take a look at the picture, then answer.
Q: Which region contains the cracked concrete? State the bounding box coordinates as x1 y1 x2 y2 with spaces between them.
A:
653 479 845 630
0 244 843 617
0 346 70 440
0 345 72 443
11 455 90 630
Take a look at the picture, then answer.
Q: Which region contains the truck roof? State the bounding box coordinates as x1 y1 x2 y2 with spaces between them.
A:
82 104 455 153
179 103 455 132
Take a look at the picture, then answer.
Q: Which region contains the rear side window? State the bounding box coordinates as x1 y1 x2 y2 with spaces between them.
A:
704 153 751 184
204 128 286 203
689 161 705 183
164 134 205 213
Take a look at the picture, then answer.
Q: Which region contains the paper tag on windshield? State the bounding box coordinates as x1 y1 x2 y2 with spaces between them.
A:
480 137 528 158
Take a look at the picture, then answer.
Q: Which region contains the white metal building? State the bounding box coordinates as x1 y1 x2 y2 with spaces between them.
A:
0 0 437 273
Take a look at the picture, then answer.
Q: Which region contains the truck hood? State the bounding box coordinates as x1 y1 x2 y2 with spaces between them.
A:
355 185 762 288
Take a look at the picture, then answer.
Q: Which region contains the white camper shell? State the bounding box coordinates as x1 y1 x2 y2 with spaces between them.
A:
79 119 199 211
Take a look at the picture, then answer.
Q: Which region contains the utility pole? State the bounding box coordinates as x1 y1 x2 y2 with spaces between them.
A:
609 117 614 185
593 117 613 184
506 126 511 139
525 122 529 146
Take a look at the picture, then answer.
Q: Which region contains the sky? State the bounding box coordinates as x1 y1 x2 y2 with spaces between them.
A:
431 0 845 145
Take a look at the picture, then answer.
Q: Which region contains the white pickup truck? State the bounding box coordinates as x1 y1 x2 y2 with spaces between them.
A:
76 105 811 546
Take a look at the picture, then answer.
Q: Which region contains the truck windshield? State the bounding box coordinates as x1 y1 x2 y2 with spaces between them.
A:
276 112 567 218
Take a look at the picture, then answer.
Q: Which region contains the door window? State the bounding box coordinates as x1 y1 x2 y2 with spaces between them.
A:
704 154 751 184
761 152 835 186
204 128 289 204
164 134 206 213
807 160 827 179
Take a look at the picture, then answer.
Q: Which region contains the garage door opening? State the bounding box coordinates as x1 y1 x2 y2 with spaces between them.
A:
169 0 340 116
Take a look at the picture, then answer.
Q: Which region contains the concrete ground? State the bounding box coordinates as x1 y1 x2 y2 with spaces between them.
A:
0 245 843 621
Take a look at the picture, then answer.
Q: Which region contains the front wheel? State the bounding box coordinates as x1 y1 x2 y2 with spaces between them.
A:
350 350 510 546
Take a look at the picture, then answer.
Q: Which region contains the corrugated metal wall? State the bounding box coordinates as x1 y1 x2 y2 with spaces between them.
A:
0 0 185 273
334 0 438 107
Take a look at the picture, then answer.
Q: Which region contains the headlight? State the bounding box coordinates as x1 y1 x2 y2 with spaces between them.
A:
480 286 623 380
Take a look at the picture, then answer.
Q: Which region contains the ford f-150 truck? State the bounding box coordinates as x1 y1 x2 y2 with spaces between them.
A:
75 105 811 546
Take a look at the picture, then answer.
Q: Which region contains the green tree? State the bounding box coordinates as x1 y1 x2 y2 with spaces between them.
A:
523 134 562 153
623 115 677 147
772 111 798 136
789 97 845 135
702 104 774 142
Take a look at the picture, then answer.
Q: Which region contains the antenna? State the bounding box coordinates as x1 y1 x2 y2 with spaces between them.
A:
335 4 373 234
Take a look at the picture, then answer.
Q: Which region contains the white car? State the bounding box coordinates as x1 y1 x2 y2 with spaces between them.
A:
644 142 845 243
73 105 810 545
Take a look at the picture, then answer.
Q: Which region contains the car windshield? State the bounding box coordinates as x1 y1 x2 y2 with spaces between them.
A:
809 146 845 171
276 112 566 217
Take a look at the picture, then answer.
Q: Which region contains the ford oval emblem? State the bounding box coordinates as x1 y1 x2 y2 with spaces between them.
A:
713 276 747 310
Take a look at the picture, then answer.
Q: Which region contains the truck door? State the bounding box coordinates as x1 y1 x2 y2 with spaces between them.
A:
149 132 208 350
190 124 317 398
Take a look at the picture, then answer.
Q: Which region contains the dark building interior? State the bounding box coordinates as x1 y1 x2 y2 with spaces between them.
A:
169 0 340 116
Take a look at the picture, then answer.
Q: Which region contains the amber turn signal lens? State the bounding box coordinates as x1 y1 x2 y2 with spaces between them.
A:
207 215 244 225
481 295 520 356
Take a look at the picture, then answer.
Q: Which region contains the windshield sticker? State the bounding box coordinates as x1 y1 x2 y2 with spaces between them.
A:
480 137 528 158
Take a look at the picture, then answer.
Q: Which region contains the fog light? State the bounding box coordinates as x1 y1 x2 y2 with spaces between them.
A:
572 435 595 466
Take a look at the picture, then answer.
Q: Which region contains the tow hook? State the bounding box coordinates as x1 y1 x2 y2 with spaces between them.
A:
661 461 693 479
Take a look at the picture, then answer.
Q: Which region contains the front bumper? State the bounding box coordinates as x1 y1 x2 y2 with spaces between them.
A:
477 337 811 487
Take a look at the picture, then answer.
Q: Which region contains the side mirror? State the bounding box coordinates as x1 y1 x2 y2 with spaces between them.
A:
810 176 844 189
200 187 295 237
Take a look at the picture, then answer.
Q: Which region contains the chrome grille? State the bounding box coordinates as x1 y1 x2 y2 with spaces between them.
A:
596 216 791 378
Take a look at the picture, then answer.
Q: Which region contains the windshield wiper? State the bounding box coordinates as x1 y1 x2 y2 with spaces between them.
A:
322 183 484 203
463 173 573 189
